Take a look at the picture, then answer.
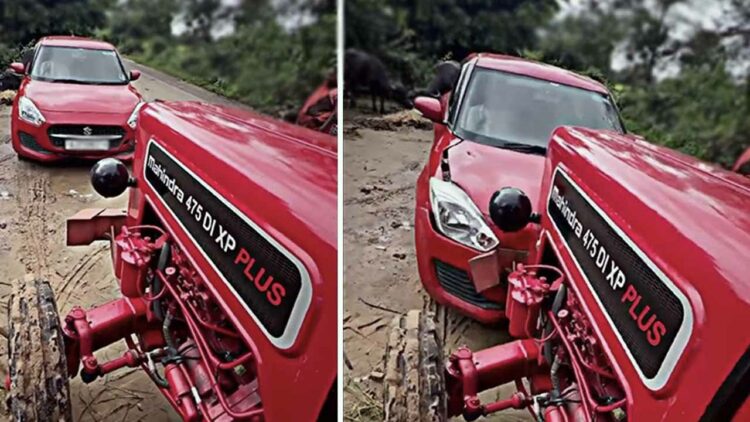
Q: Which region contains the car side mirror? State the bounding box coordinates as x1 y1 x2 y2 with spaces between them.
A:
8 62 25 74
130 70 141 81
414 96 444 123
489 187 539 232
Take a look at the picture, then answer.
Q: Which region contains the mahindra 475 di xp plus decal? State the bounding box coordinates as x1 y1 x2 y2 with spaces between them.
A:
5 101 338 421
384 126 750 422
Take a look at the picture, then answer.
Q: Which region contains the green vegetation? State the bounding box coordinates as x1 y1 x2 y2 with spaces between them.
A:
1 0 336 114
346 0 750 167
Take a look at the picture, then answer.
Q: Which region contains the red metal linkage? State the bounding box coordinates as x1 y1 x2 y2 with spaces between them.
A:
66 208 127 246
62 297 152 379
154 269 262 420
445 339 541 420
61 224 263 421
444 264 625 422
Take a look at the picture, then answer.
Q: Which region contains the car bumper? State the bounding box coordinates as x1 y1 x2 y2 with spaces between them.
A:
415 205 507 324
10 111 135 162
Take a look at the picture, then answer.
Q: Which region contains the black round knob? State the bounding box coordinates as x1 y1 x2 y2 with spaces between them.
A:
90 158 132 198
488 187 532 232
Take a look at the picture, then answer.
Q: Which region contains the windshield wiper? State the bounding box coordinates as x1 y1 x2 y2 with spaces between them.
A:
497 142 547 156
48 78 96 85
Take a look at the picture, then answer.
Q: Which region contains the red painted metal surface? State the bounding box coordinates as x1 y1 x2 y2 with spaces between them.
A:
537 126 750 420
24 80 140 114
471 53 609 94
66 208 127 245
61 100 337 420
9 36 141 162
414 96 443 122
35 35 120 50
414 138 544 322
446 339 540 420
505 265 563 338
62 297 152 378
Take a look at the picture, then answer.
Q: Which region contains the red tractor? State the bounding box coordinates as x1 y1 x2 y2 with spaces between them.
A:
6 101 338 421
384 126 750 421
296 74 338 136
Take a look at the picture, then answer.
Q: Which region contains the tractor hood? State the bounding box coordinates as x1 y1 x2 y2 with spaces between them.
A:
136 101 337 248
446 139 546 249
135 101 337 347
134 101 337 420
25 79 140 114
541 126 750 420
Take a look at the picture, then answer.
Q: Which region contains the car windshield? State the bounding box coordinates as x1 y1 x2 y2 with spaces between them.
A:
455 67 623 153
30 45 128 85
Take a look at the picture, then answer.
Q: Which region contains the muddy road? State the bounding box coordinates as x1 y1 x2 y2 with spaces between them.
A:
0 61 246 421
343 111 530 421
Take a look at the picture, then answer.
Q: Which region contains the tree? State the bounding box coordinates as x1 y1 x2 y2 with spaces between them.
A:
0 0 112 66
105 0 179 54
539 0 749 166
0 0 111 45
346 0 559 87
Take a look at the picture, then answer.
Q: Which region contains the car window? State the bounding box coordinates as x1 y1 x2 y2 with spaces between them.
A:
454 67 623 150
30 45 128 85
448 59 475 127
22 48 35 70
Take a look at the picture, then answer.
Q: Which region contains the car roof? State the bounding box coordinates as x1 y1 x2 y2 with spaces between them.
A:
472 53 609 94
38 36 116 51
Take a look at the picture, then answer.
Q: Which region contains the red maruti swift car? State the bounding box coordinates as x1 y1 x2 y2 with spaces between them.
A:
414 53 626 323
9 36 143 162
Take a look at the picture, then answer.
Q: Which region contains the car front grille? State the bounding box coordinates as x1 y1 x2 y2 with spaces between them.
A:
48 125 125 148
434 259 503 310
18 132 51 154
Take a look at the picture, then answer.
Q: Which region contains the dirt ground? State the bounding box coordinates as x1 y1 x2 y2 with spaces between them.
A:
342 109 531 421
0 61 247 421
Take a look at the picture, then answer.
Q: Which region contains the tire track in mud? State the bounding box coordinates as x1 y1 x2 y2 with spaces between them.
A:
16 174 55 274
0 153 14 165
56 245 107 308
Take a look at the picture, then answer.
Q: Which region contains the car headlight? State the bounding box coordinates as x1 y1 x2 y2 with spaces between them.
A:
429 177 499 251
127 101 145 129
18 96 45 126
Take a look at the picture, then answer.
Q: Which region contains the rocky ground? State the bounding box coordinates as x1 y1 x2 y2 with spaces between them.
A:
0 61 247 421
342 108 530 421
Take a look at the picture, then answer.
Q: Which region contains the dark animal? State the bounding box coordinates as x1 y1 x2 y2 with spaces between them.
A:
426 60 460 97
412 60 461 99
344 49 413 113
0 71 21 91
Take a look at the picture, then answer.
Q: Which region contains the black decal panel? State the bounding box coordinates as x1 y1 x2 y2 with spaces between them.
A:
144 141 306 343
547 168 687 381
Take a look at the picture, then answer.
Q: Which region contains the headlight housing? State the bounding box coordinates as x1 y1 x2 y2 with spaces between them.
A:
18 96 45 126
127 101 145 129
429 177 499 251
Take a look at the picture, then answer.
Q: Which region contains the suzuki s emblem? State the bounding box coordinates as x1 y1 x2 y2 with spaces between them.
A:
83 126 93 136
